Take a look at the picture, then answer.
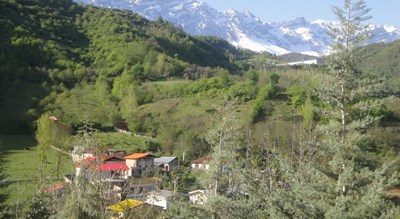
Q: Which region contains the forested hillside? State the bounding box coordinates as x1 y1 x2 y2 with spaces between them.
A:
358 39 400 93
0 0 252 133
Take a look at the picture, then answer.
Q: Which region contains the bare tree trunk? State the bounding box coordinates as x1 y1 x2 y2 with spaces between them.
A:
339 81 346 142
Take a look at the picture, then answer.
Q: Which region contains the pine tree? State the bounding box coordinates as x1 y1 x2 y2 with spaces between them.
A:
250 1 400 218
323 0 372 140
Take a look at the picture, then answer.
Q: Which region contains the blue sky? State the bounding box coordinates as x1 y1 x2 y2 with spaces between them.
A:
202 0 400 27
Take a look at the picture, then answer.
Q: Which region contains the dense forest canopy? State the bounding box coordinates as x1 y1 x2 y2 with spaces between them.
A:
1 0 399 134
0 0 254 133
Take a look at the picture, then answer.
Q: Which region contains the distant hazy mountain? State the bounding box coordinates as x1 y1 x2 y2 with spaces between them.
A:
74 0 400 56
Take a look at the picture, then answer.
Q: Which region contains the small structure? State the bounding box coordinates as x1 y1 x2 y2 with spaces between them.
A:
124 177 161 200
74 163 81 177
99 163 129 179
124 152 157 177
188 190 208 205
64 174 75 183
154 157 179 172
145 190 176 210
44 184 68 196
81 156 129 180
107 199 143 218
71 147 94 163
285 58 324 66
190 156 210 170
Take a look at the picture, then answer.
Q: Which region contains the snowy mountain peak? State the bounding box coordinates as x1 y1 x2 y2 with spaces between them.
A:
281 17 308 26
74 0 400 55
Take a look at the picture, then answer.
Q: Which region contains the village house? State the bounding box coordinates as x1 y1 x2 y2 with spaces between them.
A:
188 190 208 205
190 156 210 170
80 155 129 180
145 190 177 210
71 147 101 163
124 152 157 177
154 157 179 172
123 177 161 200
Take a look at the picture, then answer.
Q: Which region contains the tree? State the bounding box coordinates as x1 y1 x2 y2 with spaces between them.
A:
245 1 399 218
35 113 54 184
245 69 259 85
52 121 107 219
268 1 398 217
35 113 71 182
269 72 280 97
325 0 372 140
202 108 245 196
187 105 257 218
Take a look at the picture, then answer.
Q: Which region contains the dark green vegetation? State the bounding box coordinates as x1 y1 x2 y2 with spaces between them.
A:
0 0 250 134
358 40 400 93
1 0 400 218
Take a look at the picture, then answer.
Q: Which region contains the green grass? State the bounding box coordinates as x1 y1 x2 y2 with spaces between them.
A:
0 135 73 204
93 132 158 152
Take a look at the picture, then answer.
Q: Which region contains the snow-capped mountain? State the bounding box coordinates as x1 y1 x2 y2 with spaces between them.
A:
74 0 400 56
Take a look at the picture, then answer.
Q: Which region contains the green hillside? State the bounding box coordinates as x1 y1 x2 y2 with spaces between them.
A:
358 39 400 93
0 0 253 134
1 0 399 156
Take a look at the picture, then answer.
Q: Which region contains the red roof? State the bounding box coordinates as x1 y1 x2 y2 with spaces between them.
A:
191 156 210 164
99 163 129 171
85 156 96 162
45 184 64 192
84 155 123 165
124 152 156 159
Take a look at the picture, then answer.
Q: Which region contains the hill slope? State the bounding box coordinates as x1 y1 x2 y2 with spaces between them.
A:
0 0 251 133
358 39 400 92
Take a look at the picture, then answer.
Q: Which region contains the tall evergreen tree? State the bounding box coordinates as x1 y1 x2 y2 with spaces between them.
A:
250 1 399 218
324 0 372 140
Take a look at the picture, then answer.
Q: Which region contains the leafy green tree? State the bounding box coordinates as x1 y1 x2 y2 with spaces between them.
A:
35 113 54 184
52 121 107 219
249 84 273 123
269 72 280 93
245 69 259 85
35 113 71 182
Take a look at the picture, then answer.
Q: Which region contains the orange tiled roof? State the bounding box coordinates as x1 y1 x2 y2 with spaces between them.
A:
124 152 153 159
191 156 210 164
44 184 64 192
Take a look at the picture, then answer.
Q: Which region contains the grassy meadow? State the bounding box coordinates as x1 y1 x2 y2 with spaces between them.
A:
0 135 73 204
